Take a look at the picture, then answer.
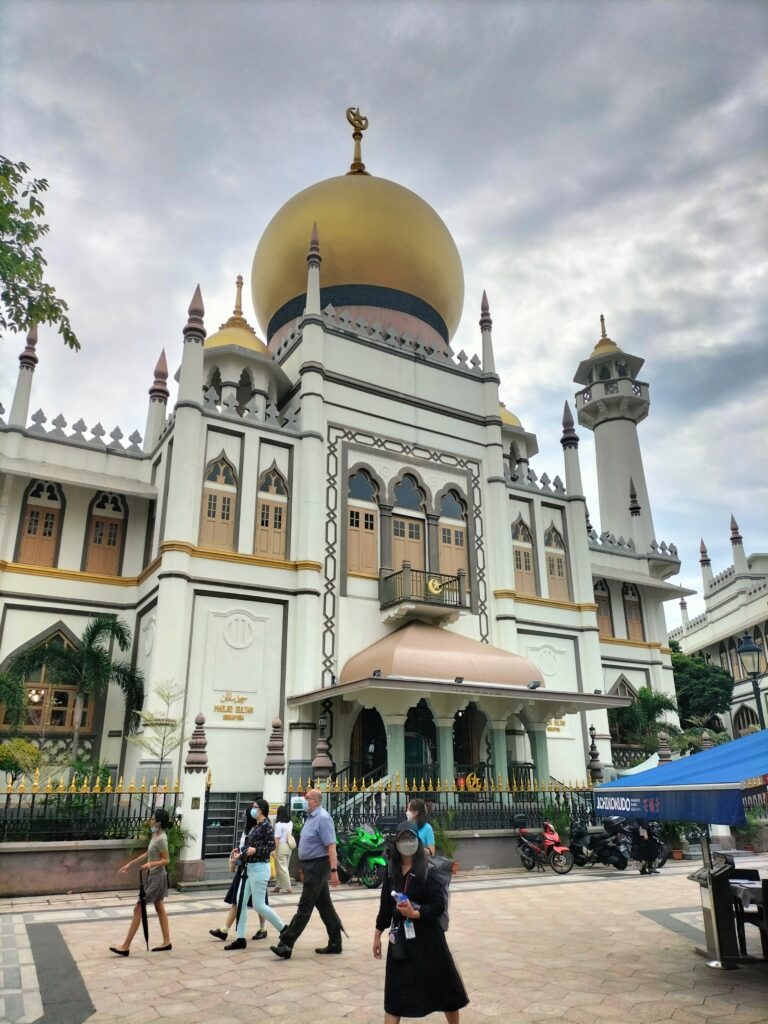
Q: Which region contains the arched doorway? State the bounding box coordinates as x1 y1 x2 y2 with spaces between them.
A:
453 702 489 781
349 707 387 782
405 699 438 783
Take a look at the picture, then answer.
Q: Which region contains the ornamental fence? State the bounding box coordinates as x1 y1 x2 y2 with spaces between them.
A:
1 770 184 843
287 775 598 833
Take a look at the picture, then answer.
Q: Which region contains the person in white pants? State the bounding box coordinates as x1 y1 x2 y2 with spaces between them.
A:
273 804 295 893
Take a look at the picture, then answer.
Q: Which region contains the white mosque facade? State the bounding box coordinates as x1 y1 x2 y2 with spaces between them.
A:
0 115 692 797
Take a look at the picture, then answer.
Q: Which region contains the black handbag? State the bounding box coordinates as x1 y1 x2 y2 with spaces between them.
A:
389 920 409 960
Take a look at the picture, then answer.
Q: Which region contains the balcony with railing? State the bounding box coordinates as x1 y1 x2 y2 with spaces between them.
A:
378 562 468 624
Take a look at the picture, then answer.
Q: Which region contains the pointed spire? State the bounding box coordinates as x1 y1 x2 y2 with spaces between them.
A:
345 107 370 175
218 275 257 334
600 314 607 340
629 477 641 517
593 313 618 352
730 514 742 545
149 349 169 403
699 538 711 566
183 284 206 342
307 221 322 268
560 400 579 449
19 324 39 369
479 289 495 372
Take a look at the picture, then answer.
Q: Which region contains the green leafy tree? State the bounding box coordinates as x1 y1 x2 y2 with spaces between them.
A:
669 640 733 728
0 737 43 781
127 682 187 782
611 686 679 753
8 616 144 758
0 671 27 732
1 155 79 349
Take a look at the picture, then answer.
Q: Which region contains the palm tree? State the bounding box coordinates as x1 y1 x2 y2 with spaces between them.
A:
0 672 27 732
9 616 144 758
611 686 678 753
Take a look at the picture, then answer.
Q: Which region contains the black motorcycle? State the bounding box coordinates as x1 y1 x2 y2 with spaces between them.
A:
623 819 669 874
569 814 631 870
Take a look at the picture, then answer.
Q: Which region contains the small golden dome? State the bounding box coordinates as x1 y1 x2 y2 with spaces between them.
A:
251 174 464 343
589 313 619 357
205 276 270 356
499 402 522 428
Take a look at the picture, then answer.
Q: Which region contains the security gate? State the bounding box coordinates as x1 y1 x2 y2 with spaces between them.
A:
202 791 262 858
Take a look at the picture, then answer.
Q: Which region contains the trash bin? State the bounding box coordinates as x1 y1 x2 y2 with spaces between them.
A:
688 834 740 969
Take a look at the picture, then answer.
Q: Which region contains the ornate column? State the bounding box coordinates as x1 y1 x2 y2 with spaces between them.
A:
426 513 440 573
382 713 407 785
9 326 38 429
179 713 208 881
379 503 393 571
435 718 455 785
526 723 550 783
489 720 509 783
262 717 287 809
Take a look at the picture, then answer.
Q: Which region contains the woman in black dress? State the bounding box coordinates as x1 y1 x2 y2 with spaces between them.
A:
373 823 468 1023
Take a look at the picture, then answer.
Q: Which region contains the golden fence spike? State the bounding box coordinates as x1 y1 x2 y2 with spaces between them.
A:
162 778 169 793
385 779 392 793
420 777 425 791
93 776 102 794
140 777 148 794
498 772 503 791
297 776 303 792
395 771 401 793
351 777 358 793
435 778 442 792
32 768 40 793
44 777 53 794
343 779 349 793
335 778 341 793
117 776 124 794
510 778 516 793
287 778 294 793
150 777 158 794
377 780 383 793
427 778 434 792
173 777 180 793
57 777 66 794
105 776 113 794
128 777 136 794
6 776 13 794
81 776 90 794
206 769 213 790
451 778 457 793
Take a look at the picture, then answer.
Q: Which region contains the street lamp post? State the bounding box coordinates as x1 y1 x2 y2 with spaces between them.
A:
736 631 766 730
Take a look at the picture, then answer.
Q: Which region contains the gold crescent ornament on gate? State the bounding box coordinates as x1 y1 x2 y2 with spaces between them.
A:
465 772 482 791
427 577 444 595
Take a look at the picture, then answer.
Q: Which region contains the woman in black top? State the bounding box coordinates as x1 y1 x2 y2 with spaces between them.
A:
225 799 285 950
373 823 468 1022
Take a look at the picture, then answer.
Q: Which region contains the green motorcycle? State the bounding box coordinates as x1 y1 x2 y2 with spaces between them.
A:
336 823 387 888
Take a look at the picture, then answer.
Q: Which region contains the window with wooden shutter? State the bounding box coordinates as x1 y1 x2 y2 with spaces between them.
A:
438 490 469 587
200 456 238 550
85 492 126 574
255 465 288 559
594 579 613 637
622 583 645 641
511 516 535 595
544 523 569 601
18 481 63 567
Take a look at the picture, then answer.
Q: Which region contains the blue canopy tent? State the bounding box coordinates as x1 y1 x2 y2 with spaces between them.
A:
595 729 768 826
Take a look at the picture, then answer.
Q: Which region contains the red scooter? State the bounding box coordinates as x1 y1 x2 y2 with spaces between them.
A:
514 815 574 874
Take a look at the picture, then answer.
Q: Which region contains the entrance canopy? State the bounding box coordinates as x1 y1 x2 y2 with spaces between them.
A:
290 622 631 724
596 729 768 826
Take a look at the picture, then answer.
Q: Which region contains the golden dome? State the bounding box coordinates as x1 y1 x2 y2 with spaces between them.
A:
205 276 270 356
499 402 521 428
251 174 464 343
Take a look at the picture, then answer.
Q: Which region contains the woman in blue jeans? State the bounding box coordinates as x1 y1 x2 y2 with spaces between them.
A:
225 799 285 950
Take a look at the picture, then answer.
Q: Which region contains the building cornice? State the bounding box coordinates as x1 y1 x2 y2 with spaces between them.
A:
158 541 321 573
493 590 598 613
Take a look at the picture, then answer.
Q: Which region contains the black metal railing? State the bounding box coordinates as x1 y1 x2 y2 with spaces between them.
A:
1 788 181 843
379 565 466 610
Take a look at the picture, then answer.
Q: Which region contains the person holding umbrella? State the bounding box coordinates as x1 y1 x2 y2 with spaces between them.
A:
110 807 173 955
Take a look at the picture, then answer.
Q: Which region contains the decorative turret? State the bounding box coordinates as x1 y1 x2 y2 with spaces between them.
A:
573 315 654 548
305 222 322 316
629 478 641 517
178 285 206 404
479 290 495 373
730 514 749 574
679 597 689 629
560 401 583 495
9 325 39 429
700 538 714 587
143 350 169 452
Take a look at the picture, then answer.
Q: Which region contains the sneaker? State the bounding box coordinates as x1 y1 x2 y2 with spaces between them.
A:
224 937 247 950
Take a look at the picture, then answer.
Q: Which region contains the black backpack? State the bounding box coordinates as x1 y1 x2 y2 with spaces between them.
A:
428 855 454 931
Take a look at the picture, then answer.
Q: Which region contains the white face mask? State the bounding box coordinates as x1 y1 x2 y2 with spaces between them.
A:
405 810 415 821
396 838 419 857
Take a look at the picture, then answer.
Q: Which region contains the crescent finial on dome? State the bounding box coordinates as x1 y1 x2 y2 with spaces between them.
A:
346 107 370 176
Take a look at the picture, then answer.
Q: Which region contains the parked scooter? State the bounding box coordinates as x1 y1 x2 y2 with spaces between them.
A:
569 814 632 870
623 819 669 874
336 823 387 888
514 815 574 874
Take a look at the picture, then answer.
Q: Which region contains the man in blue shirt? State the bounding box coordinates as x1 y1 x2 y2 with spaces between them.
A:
271 788 345 959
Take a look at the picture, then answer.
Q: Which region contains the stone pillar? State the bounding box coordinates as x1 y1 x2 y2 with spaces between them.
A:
382 713 407 785
311 736 334 780
489 720 509 783
379 504 393 572
435 718 455 785
730 516 749 575
179 713 208 881
426 514 440 573
262 717 287 810
527 723 550 783
144 350 169 452
586 723 604 784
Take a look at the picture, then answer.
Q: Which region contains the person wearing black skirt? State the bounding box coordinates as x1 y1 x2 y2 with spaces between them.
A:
373 823 468 1023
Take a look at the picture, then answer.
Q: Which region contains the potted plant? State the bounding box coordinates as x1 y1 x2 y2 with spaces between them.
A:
433 810 459 872
661 820 685 859
734 809 762 852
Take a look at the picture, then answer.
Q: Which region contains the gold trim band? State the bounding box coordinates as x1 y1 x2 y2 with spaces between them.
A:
159 541 321 572
493 590 598 613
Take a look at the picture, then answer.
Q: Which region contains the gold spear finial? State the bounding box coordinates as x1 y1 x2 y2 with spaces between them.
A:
346 107 370 175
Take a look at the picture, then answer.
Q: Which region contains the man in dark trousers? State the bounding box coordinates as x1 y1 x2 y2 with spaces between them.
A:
270 787 344 959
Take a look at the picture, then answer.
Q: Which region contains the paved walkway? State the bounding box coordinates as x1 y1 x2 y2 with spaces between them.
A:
1 861 766 1024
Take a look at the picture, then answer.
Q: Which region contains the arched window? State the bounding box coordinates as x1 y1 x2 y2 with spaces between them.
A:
1 631 94 736
511 515 535 596
594 579 613 638
347 470 379 575
622 583 645 641
85 492 126 575
544 523 568 601
438 490 468 585
734 704 759 737
255 465 288 559
200 455 238 550
18 480 64 567
391 474 426 571
607 676 639 744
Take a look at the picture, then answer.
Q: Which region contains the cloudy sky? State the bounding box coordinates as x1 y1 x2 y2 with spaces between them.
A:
2 0 766 624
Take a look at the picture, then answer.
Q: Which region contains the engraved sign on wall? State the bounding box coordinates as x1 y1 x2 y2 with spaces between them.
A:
213 691 255 722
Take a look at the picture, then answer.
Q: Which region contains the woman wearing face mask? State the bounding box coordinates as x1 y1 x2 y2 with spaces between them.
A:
110 807 172 955
373 823 468 1023
406 798 435 856
225 799 286 950
209 804 269 942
